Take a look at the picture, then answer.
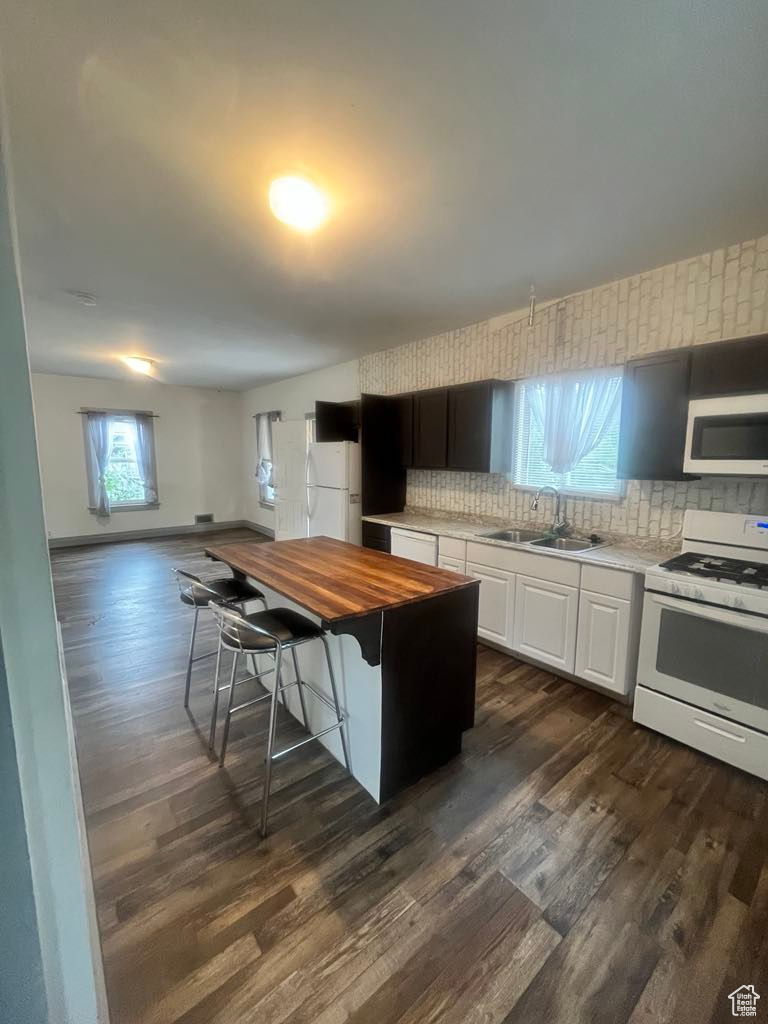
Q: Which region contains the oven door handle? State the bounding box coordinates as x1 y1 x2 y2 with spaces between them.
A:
648 592 768 633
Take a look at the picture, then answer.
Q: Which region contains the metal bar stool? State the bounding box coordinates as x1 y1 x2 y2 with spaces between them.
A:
208 602 350 837
172 568 267 707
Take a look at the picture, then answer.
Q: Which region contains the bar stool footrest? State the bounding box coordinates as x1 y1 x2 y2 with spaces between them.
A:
270 720 345 762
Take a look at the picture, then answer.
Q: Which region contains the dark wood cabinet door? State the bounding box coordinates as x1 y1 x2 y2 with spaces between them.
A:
447 382 492 471
617 350 692 480
690 333 768 397
413 389 448 468
315 400 359 442
396 394 414 467
361 394 407 515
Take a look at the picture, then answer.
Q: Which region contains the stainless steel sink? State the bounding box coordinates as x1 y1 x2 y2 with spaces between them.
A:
530 536 599 552
482 528 549 543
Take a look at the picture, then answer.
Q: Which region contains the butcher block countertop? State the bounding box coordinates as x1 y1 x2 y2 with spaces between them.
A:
205 536 478 623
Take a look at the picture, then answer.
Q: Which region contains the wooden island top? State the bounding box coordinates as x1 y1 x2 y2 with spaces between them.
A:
205 535 477 623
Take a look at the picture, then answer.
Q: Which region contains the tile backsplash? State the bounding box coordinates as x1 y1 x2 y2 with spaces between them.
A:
360 234 768 541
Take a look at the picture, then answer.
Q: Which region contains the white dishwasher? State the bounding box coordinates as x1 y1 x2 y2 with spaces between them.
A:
390 527 438 566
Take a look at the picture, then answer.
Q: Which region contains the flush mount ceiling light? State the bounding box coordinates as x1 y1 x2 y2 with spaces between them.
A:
268 176 330 232
121 356 154 376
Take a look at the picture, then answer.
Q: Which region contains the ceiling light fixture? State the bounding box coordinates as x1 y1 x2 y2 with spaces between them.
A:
268 176 329 232
121 356 154 376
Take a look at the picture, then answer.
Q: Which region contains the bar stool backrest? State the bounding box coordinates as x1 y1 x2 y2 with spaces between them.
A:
172 567 221 602
208 601 281 653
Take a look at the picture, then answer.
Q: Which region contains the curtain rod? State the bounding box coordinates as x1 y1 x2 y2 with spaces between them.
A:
76 409 159 418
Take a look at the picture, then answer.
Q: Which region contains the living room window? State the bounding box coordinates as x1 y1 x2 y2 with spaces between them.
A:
83 410 159 515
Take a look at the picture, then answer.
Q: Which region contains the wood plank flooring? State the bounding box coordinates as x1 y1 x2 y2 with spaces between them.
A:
51 530 768 1024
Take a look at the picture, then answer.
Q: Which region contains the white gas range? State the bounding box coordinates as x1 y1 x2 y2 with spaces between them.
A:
634 510 768 781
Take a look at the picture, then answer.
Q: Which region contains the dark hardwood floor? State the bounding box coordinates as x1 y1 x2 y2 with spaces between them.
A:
51 530 768 1024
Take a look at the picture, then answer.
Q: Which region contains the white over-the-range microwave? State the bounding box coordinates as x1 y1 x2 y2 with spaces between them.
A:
684 393 768 475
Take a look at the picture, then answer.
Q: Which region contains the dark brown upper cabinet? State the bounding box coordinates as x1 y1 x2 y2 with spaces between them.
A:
447 380 514 473
315 400 360 442
360 394 407 516
412 388 448 468
396 394 414 467
689 333 768 397
618 350 693 480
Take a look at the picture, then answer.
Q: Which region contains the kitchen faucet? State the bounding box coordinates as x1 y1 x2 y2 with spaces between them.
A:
530 485 568 534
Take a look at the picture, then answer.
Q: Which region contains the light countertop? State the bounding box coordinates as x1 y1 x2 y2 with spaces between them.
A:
363 510 677 574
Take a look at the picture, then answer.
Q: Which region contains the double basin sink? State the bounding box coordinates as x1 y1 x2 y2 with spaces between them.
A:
481 528 602 553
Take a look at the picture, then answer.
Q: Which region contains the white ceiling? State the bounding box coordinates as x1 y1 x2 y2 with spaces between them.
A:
2 0 767 390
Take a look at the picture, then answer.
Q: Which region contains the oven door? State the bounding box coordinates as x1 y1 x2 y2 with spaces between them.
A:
684 395 768 475
638 590 768 734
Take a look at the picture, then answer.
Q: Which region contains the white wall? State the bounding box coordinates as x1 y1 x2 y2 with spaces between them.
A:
31 373 244 540
242 358 360 531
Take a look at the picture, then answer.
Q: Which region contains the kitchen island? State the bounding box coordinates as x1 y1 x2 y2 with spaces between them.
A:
205 536 480 802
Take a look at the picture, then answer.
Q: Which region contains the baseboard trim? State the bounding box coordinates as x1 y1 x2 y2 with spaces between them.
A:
48 519 275 549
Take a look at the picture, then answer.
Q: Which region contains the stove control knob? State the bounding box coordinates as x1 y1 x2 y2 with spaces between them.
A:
694 588 704 600
670 582 680 595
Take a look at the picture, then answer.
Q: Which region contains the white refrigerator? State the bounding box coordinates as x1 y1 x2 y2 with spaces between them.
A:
306 441 362 544
273 422 361 543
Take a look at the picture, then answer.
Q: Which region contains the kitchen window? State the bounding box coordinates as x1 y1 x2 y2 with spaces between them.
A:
512 368 624 498
83 410 159 515
255 411 280 507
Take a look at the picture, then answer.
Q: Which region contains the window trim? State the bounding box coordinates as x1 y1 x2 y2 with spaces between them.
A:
82 408 160 513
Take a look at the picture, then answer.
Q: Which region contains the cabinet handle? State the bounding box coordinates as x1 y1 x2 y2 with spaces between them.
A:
693 719 746 744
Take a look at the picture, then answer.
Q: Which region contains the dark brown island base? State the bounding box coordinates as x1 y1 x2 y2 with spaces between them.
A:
205 536 480 802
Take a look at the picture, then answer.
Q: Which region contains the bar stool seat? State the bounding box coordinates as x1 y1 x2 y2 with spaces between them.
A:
179 577 264 608
172 567 267 708
222 608 322 651
209 602 350 837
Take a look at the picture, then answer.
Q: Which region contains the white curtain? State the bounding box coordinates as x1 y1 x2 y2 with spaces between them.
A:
255 412 278 487
526 368 622 476
134 413 157 503
86 411 112 516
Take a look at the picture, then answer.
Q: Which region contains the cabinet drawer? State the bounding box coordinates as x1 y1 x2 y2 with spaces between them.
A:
580 564 635 600
439 536 466 560
438 555 466 574
634 687 768 781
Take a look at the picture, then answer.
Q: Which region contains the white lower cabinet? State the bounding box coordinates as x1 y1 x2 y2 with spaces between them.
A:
575 590 632 695
438 555 466 573
512 574 578 674
465 561 514 646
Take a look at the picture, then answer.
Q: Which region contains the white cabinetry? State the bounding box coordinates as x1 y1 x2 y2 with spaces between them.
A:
438 536 466 574
513 575 578 673
575 591 631 694
465 562 514 646
390 528 438 566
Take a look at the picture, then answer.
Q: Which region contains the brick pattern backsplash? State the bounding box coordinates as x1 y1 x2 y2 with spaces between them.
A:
360 234 768 540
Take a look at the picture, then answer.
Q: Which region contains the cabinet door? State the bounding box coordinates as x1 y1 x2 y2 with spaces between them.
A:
690 333 768 398
413 389 448 468
617 351 692 480
575 590 631 694
513 575 578 673
390 529 438 566
466 561 514 646
361 394 407 516
447 382 492 472
396 394 414 467
438 555 466 574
